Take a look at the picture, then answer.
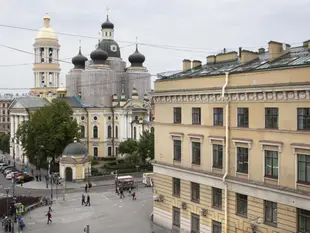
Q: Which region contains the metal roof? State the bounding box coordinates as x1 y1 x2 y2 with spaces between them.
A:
160 46 310 81
15 96 51 109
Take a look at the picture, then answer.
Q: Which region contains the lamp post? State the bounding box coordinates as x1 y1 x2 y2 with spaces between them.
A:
47 157 53 201
11 138 16 168
135 165 140 191
4 187 10 216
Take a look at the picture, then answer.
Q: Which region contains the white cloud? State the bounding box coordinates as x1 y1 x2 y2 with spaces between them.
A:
0 0 309 91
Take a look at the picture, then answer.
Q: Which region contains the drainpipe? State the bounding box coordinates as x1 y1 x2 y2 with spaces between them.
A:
111 106 115 157
222 72 230 233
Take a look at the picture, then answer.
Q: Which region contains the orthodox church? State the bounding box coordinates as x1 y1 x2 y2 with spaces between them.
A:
9 13 153 163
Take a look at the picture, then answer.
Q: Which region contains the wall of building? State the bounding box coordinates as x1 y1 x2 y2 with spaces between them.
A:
126 69 152 99
0 99 12 132
66 69 83 97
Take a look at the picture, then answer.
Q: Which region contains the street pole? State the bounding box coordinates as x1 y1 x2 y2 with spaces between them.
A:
11 177 16 233
5 188 10 216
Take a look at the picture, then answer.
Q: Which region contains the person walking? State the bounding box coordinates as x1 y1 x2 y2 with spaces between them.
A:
132 191 136 200
86 194 91 206
128 188 132 195
82 193 86 206
85 184 88 193
46 211 52 224
120 189 125 199
88 182 92 192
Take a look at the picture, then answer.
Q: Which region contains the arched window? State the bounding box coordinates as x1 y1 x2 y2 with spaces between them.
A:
134 126 137 140
115 125 118 138
93 147 98 157
108 125 112 138
80 125 85 138
93 126 98 138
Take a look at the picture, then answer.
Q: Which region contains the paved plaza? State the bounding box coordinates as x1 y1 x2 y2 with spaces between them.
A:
22 187 169 233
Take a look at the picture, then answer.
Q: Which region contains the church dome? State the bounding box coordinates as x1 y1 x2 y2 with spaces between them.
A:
63 142 87 156
72 47 88 69
90 44 108 63
99 39 121 58
36 14 57 40
101 16 114 29
128 45 145 67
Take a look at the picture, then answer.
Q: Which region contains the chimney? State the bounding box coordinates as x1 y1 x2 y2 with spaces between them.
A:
207 55 216 65
258 48 265 54
268 41 290 61
183 59 191 71
216 51 238 63
240 50 259 64
192 60 202 69
303 40 310 49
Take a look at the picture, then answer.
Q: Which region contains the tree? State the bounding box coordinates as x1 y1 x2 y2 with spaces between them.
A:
0 133 10 153
118 139 138 155
16 99 80 168
138 130 154 162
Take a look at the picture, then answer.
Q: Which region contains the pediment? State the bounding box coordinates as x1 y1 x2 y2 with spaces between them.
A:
9 100 25 109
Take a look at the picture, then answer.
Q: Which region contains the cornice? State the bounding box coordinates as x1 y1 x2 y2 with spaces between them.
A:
153 87 310 104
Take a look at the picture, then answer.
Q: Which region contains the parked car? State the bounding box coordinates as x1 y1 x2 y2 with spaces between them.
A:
4 168 18 175
16 174 34 184
6 171 22 180
0 165 13 172
2 166 15 173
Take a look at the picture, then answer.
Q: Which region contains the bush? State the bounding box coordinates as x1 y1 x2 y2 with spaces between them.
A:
101 157 117 162
91 167 103 176
91 159 99 166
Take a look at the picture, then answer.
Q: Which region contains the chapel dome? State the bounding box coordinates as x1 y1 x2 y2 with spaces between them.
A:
99 39 121 58
128 45 145 67
72 47 88 69
62 142 87 156
101 16 114 29
90 45 108 63
35 14 57 40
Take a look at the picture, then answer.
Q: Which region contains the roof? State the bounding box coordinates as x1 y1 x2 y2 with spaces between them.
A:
62 142 87 156
13 96 51 109
57 97 84 108
159 46 310 81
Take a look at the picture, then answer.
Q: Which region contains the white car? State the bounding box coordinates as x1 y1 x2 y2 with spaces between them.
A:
6 171 19 180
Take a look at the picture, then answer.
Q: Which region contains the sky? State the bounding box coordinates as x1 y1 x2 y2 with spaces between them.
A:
0 0 310 93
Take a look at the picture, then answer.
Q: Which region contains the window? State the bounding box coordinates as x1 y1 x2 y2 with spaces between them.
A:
212 220 222 233
93 147 98 157
192 142 201 165
115 126 118 138
2 117 5 122
236 194 247 216
237 108 249 128
265 108 278 129
192 108 201 125
108 147 112 156
237 147 248 174
133 126 137 140
212 187 222 209
93 126 98 138
173 107 181 124
297 108 310 130
80 125 85 138
173 140 181 161
108 125 112 138
172 207 180 227
297 154 310 184
264 150 278 179
115 147 118 156
2 110 5 114
191 213 200 233
191 182 200 202
212 144 223 169
213 108 223 126
298 208 310 233
172 178 180 197
264 201 277 225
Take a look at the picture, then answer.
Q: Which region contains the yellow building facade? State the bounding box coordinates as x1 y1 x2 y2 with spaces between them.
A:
152 40 310 233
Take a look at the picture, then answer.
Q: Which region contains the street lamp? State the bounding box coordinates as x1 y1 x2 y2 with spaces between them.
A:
11 138 16 168
135 165 140 191
4 187 10 216
47 156 53 201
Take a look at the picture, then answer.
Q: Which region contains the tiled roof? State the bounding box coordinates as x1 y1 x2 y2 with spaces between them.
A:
159 46 310 80
16 96 50 109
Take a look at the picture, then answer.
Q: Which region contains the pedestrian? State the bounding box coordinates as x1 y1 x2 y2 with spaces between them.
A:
120 189 125 198
48 205 52 212
132 191 136 200
35 175 38 181
86 194 91 206
82 193 86 205
85 184 88 193
116 186 120 195
128 188 132 195
88 182 92 191
46 211 52 224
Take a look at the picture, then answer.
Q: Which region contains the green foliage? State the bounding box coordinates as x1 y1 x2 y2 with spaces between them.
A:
91 159 99 166
0 133 10 153
118 139 138 155
138 130 154 162
16 99 80 168
125 151 141 165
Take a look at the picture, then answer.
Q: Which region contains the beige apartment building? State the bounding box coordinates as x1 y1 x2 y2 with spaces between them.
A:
152 40 310 233
0 94 14 133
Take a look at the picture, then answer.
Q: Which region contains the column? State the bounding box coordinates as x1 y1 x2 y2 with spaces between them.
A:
10 115 14 138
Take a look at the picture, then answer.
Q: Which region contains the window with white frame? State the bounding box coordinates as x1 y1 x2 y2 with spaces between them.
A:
191 141 201 165
237 147 248 174
264 150 278 179
297 154 310 185
213 144 223 169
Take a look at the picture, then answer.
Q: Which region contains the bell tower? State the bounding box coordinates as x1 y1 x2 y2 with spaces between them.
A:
31 13 61 95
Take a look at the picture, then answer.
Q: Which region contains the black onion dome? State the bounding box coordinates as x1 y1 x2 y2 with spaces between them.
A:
72 47 88 69
99 39 121 58
90 44 108 64
129 45 145 67
101 16 114 29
